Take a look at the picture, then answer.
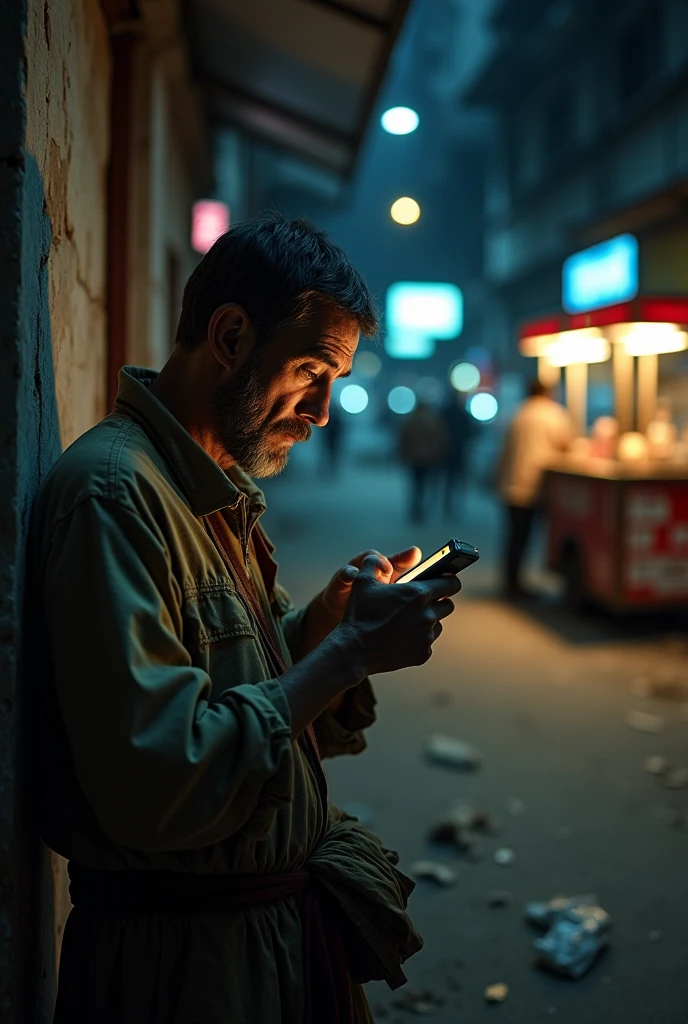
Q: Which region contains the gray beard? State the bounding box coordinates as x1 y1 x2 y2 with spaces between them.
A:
211 350 310 478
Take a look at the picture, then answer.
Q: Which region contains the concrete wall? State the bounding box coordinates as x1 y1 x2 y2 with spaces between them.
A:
25 0 110 447
0 0 110 1019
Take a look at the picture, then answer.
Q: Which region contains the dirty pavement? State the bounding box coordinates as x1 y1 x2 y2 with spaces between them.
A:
262 447 688 1023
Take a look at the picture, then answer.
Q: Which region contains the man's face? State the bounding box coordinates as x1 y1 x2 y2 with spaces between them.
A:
211 304 359 477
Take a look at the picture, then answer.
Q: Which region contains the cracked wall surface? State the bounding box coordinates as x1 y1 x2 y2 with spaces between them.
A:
25 0 110 447
0 1 110 1020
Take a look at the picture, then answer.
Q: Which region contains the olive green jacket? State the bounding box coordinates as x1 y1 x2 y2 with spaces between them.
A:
30 366 421 1023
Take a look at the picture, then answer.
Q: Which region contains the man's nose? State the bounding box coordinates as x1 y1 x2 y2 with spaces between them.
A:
297 386 331 427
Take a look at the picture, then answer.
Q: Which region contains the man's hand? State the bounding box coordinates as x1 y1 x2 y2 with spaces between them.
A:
320 546 422 618
300 548 423 670
337 553 462 677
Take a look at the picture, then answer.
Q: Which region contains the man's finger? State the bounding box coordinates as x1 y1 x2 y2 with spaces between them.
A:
358 553 387 579
388 546 422 582
349 549 394 580
411 575 463 599
432 597 456 621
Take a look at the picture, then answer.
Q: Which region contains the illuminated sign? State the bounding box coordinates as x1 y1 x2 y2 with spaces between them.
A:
385 282 463 359
562 234 638 314
192 200 230 254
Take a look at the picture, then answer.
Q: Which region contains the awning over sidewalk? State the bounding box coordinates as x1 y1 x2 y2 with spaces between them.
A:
183 0 411 176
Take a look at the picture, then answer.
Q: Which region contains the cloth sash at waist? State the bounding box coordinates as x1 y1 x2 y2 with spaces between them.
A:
68 862 354 1023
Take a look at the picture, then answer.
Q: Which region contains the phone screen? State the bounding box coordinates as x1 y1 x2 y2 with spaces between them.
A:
395 544 452 584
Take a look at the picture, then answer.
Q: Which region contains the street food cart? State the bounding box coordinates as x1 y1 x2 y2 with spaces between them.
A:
518 295 688 612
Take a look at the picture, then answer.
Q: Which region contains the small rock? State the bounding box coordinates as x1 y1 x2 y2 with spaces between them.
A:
484 982 509 1003
425 735 482 771
645 755 669 776
663 767 688 789
411 860 458 887
626 709 665 734
506 797 525 816
648 930 662 942
494 848 515 867
487 890 513 908
428 820 468 849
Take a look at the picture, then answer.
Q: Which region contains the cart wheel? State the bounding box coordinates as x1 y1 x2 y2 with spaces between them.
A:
562 545 588 614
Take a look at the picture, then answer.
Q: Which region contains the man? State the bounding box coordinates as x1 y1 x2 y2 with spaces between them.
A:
440 389 475 517
498 379 573 598
398 400 448 523
30 213 461 1023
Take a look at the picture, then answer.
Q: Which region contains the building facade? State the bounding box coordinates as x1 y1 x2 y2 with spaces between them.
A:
463 0 688 396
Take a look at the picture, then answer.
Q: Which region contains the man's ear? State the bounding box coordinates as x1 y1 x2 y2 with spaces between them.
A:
207 303 257 371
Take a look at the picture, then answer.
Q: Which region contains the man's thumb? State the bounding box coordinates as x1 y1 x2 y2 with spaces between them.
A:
339 564 360 583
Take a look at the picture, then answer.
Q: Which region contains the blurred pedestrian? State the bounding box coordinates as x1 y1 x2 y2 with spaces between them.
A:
441 389 475 516
497 380 572 598
322 400 345 475
399 400 449 522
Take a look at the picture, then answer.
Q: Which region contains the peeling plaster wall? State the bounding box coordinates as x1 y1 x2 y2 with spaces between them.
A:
0 0 110 1020
25 0 110 448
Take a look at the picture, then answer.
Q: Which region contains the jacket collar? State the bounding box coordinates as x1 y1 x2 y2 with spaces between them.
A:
115 365 267 517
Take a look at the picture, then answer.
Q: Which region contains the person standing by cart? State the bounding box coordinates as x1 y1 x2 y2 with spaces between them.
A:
498 380 572 598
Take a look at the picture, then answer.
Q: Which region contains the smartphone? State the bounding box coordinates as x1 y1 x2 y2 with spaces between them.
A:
394 539 480 584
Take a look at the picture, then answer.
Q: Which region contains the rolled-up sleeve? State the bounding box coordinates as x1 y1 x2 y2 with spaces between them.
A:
41 497 294 852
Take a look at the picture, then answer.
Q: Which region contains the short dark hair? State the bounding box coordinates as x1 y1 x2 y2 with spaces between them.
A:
176 211 379 349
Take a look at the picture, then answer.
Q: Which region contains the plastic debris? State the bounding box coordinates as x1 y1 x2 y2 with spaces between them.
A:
487 890 513 908
526 895 610 979
645 755 669 776
392 987 445 1015
626 709 665 734
663 767 688 789
506 797 525 816
494 848 515 867
424 735 482 771
526 894 599 928
411 860 457 887
484 982 509 1004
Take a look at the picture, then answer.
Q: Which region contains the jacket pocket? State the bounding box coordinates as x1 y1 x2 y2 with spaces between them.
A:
181 579 256 650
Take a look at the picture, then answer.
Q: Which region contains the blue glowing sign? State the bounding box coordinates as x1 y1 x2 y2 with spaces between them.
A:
385 282 463 360
562 234 638 314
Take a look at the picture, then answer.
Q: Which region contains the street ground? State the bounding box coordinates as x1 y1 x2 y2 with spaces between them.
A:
261 434 688 1024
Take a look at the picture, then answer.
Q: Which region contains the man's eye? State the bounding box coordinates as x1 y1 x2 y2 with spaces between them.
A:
301 368 318 382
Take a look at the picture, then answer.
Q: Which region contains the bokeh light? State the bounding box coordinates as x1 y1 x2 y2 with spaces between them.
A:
381 106 420 135
450 362 481 392
390 197 421 225
339 384 369 414
387 386 417 414
468 392 499 422
354 351 382 377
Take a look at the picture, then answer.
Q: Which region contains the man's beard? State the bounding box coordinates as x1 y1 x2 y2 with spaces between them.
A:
211 348 311 478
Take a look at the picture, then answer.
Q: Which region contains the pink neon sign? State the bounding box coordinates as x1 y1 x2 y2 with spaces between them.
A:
191 200 230 254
